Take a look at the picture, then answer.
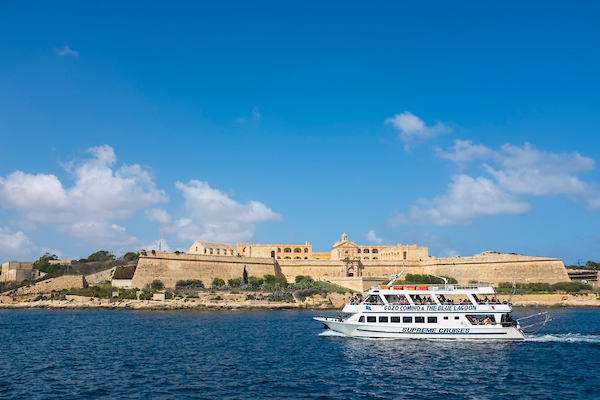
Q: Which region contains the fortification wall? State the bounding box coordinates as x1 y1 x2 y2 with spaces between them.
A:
129 251 571 290
12 275 87 295
419 254 570 285
131 252 277 289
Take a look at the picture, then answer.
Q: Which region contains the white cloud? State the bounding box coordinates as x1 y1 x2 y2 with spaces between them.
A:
0 145 167 246
390 174 531 226
366 230 384 245
167 180 281 242
145 208 172 225
54 45 79 57
0 145 167 224
385 111 451 151
435 139 493 165
436 140 600 210
252 106 261 121
0 226 38 260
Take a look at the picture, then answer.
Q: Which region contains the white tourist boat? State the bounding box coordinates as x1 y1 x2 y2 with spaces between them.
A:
314 275 551 340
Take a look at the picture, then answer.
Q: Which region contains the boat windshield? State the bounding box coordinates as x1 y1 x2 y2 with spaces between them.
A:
363 294 383 305
409 294 436 305
384 294 409 305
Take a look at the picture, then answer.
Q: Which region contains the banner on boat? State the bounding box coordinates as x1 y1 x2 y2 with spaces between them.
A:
382 305 477 311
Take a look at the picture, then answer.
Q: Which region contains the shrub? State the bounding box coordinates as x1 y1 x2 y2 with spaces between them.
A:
248 276 264 286
150 280 165 290
228 277 243 287
175 279 204 289
498 282 513 288
264 274 287 287
211 278 226 286
211 296 224 301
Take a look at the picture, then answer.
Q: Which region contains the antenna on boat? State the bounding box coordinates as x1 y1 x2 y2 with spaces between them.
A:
387 268 405 286
427 273 448 291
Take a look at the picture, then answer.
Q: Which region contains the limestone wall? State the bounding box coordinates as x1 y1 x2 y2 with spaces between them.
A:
131 252 278 289
128 251 571 290
12 275 87 295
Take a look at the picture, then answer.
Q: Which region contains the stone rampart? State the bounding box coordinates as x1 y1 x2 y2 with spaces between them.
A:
131 252 278 289
12 275 87 295
128 251 571 290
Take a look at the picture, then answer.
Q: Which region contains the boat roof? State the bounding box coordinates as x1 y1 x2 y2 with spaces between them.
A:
369 284 497 295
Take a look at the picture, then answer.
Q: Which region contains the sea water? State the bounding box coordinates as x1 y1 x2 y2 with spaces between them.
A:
0 307 599 399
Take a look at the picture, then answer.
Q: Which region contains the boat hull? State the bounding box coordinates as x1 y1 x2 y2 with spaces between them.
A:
315 317 525 340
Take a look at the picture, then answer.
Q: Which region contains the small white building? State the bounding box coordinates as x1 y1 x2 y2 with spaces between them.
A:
188 241 237 256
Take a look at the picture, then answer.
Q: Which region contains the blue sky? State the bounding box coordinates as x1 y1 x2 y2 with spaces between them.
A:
1 1 599 264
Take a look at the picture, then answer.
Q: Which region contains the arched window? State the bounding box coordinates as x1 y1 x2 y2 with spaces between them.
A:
364 249 370 254
210 248 213 254
403 251 407 260
372 249 378 254
294 248 301 253
304 257 308 259
284 256 290 259
295 257 301 259
243 247 246 252
216 249 220 255
196 246 198 252
364 257 369 260
358 249 361 254
271 251 275 258
304 248 308 253
373 257 378 260
284 248 291 253
204 248 207 254
278 248 281 253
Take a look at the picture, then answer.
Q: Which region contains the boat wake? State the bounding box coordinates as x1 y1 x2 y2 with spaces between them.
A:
525 333 600 343
318 330 347 337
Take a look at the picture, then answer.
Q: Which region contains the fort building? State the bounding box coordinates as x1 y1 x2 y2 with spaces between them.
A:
1 261 41 283
188 241 238 256
128 233 571 291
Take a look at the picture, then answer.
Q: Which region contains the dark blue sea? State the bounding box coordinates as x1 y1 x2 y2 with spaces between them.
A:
1 307 599 399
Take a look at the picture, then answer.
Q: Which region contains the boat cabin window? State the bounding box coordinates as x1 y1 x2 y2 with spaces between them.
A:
364 294 383 305
384 294 408 305
403 316 412 323
443 316 449 320
466 315 496 325
415 317 425 323
359 316 364 323
454 316 459 320
409 294 435 305
366 316 377 323
391 316 401 323
379 316 388 323
427 317 437 323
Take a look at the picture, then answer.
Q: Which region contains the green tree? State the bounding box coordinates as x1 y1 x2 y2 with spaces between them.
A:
122 252 139 262
33 253 58 273
211 278 225 286
585 261 600 270
87 250 115 262
243 266 248 284
150 280 165 290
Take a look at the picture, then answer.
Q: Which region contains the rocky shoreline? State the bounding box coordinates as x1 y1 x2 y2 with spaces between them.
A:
0 292 599 310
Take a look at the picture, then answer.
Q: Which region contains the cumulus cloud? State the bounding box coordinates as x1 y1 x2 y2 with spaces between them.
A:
167 180 281 242
366 230 385 245
385 111 451 151
0 145 167 224
145 208 172 225
0 145 167 246
0 225 38 260
435 139 493 166
390 174 531 226
54 45 79 57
